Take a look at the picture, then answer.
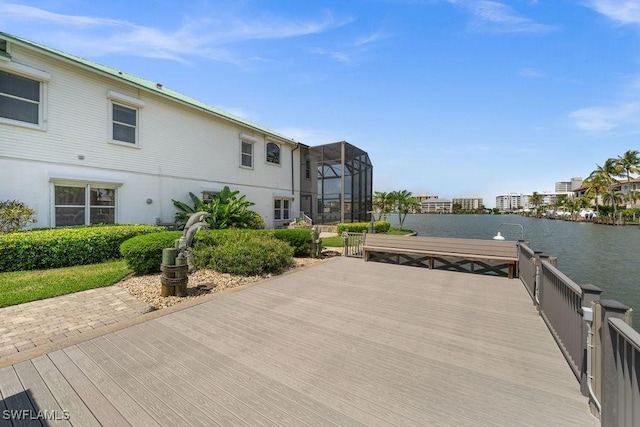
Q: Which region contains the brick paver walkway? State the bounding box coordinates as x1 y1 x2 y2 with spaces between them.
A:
0 286 153 359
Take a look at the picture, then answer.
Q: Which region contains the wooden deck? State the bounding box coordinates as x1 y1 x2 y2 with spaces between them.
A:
0 257 598 426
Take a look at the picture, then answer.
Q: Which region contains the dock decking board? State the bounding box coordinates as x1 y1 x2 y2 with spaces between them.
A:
0 258 598 426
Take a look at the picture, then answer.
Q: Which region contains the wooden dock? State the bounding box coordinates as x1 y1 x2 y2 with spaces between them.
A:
0 257 598 426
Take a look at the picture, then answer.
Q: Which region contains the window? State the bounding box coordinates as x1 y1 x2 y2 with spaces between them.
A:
0 70 41 125
305 159 311 180
112 103 137 144
266 142 280 165
54 184 116 226
107 91 144 146
241 141 253 168
274 198 290 221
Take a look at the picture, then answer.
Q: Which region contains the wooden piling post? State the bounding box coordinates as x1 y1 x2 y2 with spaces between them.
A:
161 248 177 297
174 254 188 297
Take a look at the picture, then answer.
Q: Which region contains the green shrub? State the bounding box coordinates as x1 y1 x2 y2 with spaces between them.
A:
120 231 183 274
194 230 293 276
0 200 37 233
272 229 312 257
0 225 164 272
336 221 390 233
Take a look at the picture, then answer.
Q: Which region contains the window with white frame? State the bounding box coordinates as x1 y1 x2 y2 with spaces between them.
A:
107 91 144 146
241 140 254 168
54 184 117 226
266 141 281 165
0 70 42 126
274 198 290 221
112 103 137 144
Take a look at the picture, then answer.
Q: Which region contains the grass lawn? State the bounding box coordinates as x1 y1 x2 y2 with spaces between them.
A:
322 228 415 247
0 260 131 308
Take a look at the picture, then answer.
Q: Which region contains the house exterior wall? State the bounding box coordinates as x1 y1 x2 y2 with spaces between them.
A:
1 39 300 228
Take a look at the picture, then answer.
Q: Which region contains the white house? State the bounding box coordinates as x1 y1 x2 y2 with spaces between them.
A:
0 32 303 229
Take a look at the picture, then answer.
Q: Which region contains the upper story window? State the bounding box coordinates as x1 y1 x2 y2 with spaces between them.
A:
107 90 144 147
305 159 311 180
239 133 257 169
0 70 42 127
241 141 254 168
112 103 137 144
266 141 281 165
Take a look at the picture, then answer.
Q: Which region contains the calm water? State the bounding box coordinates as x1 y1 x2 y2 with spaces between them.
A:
386 214 640 327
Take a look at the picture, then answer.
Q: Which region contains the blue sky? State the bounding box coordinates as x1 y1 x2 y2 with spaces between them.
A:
2 0 639 207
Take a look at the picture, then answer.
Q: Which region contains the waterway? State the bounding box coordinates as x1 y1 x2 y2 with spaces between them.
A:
385 214 640 328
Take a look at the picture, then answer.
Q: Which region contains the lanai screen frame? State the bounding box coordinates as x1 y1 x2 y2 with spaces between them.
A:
310 141 373 225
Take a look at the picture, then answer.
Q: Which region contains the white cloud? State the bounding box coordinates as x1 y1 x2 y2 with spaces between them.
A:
519 67 546 78
310 29 390 64
0 3 349 63
446 0 556 33
583 0 640 25
569 103 640 132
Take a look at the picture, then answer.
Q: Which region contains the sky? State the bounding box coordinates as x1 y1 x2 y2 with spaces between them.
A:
2 0 639 207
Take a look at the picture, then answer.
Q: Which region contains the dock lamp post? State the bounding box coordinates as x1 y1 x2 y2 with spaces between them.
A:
493 223 524 241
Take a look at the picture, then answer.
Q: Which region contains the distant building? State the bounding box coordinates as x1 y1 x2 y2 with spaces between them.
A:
452 197 483 211
412 193 437 204
421 197 452 213
495 193 529 212
555 177 582 193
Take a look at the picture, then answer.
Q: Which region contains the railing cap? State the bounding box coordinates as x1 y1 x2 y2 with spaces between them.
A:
599 299 630 312
580 284 603 294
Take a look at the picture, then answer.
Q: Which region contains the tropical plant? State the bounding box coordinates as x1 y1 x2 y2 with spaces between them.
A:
529 192 544 213
388 190 421 230
372 191 393 221
0 200 37 233
587 159 621 215
615 149 640 207
172 186 261 230
602 190 624 213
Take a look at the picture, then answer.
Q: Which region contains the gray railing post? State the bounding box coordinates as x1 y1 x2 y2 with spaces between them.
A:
599 299 631 427
342 231 348 257
579 284 602 397
536 253 556 312
531 250 544 306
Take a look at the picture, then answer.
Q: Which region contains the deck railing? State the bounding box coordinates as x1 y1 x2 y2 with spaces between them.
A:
517 243 537 301
517 244 639 425
342 231 365 258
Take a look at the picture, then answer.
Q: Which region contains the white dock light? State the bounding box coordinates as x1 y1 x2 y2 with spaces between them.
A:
493 223 524 240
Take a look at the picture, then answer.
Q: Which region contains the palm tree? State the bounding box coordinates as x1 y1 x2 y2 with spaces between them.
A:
389 190 420 230
529 192 543 214
588 159 621 215
372 191 392 221
615 150 640 207
583 173 607 214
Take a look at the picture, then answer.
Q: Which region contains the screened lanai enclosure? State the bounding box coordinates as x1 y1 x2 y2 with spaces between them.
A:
300 141 373 225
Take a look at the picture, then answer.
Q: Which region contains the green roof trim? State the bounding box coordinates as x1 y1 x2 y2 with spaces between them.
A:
0 32 297 145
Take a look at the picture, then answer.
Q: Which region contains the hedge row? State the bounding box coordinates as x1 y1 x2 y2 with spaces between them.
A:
193 230 293 276
120 228 312 275
336 221 391 234
0 225 165 272
119 231 183 275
